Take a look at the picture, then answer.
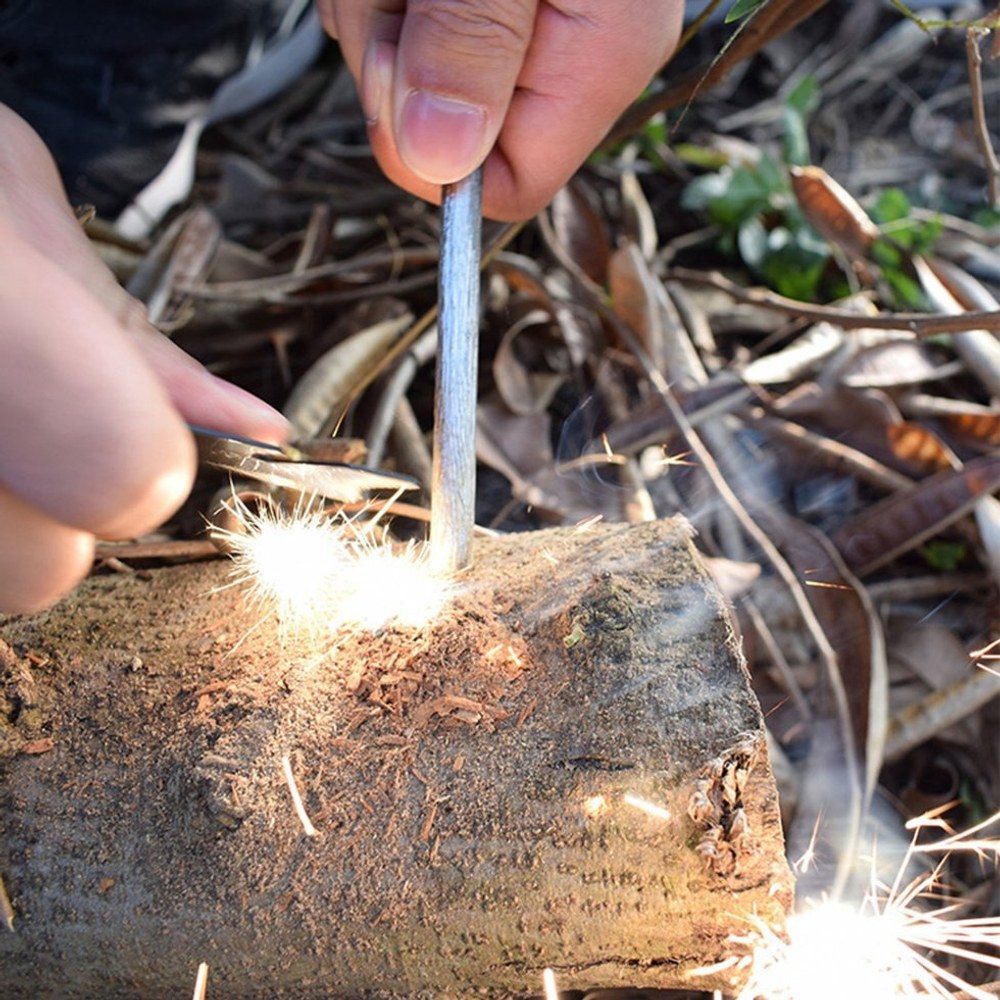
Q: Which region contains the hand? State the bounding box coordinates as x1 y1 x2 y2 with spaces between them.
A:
0 106 290 614
317 0 684 220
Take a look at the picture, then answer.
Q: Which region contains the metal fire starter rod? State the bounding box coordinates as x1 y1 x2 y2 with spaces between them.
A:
430 167 483 575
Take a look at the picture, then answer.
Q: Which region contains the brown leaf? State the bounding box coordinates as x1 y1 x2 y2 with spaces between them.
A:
492 310 568 416
789 165 881 259
549 181 611 285
21 737 55 755
833 454 1000 575
886 423 959 475
943 409 1000 449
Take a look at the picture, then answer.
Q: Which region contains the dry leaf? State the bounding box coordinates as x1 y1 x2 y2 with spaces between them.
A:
492 309 568 416
943 408 1000 449
834 453 1000 575
21 738 55 755
774 515 887 787
886 423 959 476
789 165 881 259
283 312 413 436
549 181 611 285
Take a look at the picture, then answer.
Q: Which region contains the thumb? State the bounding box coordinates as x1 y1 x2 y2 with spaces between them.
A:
369 1 538 186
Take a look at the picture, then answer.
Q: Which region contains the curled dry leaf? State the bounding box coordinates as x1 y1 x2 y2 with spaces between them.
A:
282 312 413 437
974 494 1000 589
789 165 881 260
833 453 1000 576
548 181 611 286
492 309 569 417
608 241 706 386
942 407 1000 450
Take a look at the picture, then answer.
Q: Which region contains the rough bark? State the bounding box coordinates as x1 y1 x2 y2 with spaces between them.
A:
0 519 792 998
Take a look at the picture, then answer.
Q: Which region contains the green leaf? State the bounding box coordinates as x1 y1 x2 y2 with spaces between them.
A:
674 143 731 170
758 228 827 301
872 188 911 225
921 539 968 572
783 77 820 165
725 0 769 23
681 165 775 226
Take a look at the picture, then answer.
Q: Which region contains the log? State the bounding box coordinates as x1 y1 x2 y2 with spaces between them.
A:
0 519 792 998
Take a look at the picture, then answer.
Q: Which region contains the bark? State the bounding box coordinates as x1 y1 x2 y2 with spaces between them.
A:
0 519 792 998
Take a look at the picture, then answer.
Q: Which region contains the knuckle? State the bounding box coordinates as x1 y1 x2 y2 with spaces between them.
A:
412 0 532 56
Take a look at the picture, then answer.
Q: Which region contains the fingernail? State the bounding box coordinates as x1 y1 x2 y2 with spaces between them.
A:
360 39 394 126
398 90 487 184
208 376 291 445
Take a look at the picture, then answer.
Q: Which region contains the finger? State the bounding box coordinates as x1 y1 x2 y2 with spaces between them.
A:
0 485 94 615
477 0 684 219
0 106 289 446
0 223 196 540
350 0 539 188
131 328 290 445
316 1 404 80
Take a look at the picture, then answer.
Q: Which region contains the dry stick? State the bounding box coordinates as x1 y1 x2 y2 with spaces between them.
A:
884 665 1000 763
966 28 1000 208
670 266 1000 336
605 0 831 147
93 539 220 563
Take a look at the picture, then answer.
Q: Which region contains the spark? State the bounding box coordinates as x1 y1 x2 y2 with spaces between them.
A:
281 754 319 837
971 636 1000 661
737 810 1000 1000
623 793 672 821
213 494 452 637
654 448 697 469
191 962 208 1000
542 967 559 1000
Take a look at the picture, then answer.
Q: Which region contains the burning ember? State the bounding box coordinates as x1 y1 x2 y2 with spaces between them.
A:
213 494 453 636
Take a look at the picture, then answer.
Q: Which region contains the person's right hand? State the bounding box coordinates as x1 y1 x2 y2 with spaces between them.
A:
0 106 290 614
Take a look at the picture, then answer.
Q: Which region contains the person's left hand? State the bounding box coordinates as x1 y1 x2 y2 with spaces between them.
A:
317 0 684 220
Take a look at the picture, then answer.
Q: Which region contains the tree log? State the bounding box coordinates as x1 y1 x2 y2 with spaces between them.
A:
0 519 792 998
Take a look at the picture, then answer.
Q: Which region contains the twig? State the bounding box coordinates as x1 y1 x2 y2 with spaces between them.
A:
670 267 1000 336
93 539 219 562
280 754 318 837
966 28 1000 208
884 664 1000 762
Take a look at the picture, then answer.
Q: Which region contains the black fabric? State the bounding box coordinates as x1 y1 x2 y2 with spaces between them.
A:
0 0 291 215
